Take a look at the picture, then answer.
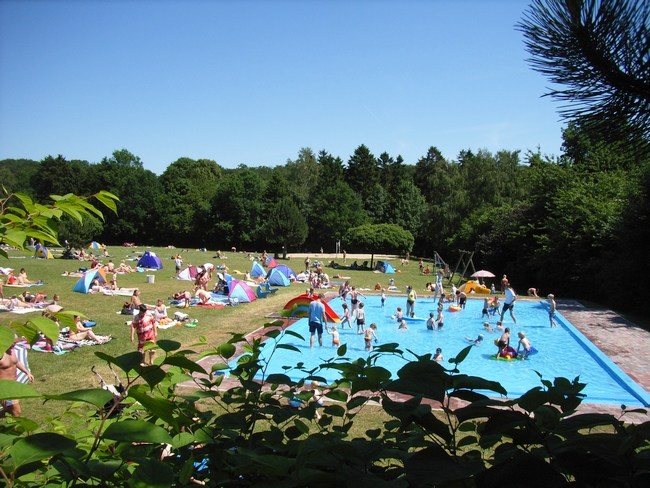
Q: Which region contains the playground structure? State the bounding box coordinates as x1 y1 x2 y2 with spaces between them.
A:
447 250 477 285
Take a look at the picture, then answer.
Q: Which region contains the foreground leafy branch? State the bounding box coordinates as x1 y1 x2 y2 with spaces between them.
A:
1 326 648 487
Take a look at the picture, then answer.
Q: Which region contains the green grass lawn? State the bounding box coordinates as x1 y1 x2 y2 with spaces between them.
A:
2 246 455 423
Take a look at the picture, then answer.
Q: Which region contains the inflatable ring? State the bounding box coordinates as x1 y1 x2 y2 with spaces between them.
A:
448 305 462 312
494 354 517 361
494 346 518 360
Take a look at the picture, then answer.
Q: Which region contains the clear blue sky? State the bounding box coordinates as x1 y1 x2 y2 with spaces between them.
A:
0 0 564 174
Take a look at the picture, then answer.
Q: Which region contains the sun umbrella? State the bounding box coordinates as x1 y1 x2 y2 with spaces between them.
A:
471 270 495 278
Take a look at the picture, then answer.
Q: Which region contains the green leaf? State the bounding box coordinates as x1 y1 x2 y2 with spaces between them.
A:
0 380 41 400
448 345 473 365
95 351 144 373
45 388 115 408
103 420 172 444
128 458 174 488
0 326 16 353
264 329 281 339
283 329 305 341
156 339 181 353
266 373 293 385
170 432 196 450
211 362 229 372
217 342 236 359
94 190 120 214
162 355 206 374
2 229 27 249
324 389 348 402
517 388 550 413
11 433 77 467
140 365 167 388
276 344 302 353
21 317 60 342
128 387 179 426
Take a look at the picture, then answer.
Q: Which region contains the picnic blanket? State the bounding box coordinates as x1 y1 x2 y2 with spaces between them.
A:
5 282 45 288
0 305 45 314
102 288 139 297
62 335 112 347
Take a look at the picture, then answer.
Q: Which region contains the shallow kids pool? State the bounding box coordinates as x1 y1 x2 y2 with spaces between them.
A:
239 295 650 407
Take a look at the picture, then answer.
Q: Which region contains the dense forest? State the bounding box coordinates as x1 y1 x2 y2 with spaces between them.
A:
2 118 649 314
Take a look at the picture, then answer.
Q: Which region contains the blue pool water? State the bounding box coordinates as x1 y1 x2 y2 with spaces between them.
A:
242 296 650 407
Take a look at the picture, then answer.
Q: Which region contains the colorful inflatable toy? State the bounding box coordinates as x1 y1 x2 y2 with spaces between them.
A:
282 294 341 323
448 305 462 312
495 346 518 360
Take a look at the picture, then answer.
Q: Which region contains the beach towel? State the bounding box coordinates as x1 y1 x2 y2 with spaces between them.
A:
0 306 44 314
5 283 45 288
102 288 139 297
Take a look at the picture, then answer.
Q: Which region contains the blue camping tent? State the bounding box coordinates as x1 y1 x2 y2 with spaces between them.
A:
250 261 266 278
375 260 396 274
274 264 296 280
73 269 107 293
266 268 291 286
137 251 163 270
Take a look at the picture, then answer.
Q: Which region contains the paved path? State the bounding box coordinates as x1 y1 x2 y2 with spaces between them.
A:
557 300 650 421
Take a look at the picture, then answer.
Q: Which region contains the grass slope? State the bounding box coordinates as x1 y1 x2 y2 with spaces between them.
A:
2 247 452 422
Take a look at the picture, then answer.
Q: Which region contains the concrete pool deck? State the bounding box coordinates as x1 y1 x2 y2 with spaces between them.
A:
554 299 650 421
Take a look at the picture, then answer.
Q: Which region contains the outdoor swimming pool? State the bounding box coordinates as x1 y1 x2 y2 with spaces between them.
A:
243 296 650 407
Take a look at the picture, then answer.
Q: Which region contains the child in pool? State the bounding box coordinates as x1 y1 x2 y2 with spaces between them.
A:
490 296 501 316
465 334 484 345
426 312 435 330
435 309 444 330
483 321 495 333
393 306 404 322
364 323 378 350
517 331 533 359
326 325 340 347
482 298 490 318
381 289 386 307
398 319 408 330
433 347 443 363
340 303 352 329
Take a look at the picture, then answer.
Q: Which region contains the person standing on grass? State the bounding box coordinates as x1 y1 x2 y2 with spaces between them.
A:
174 254 183 277
308 293 327 348
131 304 158 365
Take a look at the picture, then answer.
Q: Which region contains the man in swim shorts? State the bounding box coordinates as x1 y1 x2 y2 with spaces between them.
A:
500 285 517 324
308 293 327 348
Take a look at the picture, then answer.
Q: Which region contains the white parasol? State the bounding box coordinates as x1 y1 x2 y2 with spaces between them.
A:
471 270 495 278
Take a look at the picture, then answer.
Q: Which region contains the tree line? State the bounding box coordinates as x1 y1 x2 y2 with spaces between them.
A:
2 120 649 314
